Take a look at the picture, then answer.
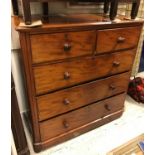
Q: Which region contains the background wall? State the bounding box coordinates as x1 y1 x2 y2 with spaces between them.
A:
11 0 144 113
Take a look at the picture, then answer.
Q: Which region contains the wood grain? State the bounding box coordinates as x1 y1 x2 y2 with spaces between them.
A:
35 110 124 151
37 72 130 121
30 31 96 64
39 93 126 141
19 33 42 152
15 14 143 152
96 26 142 53
33 50 136 95
14 14 143 34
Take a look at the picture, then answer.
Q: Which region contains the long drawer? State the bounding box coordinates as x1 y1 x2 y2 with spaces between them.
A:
39 93 126 141
33 50 135 95
30 31 96 64
96 26 141 53
37 72 130 121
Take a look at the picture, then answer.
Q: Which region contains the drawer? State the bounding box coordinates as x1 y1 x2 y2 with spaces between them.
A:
37 72 130 121
33 50 135 95
39 93 126 141
96 26 142 53
30 31 96 64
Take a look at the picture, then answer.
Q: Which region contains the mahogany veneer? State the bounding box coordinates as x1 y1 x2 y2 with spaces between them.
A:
15 14 143 152
97 26 142 53
37 72 130 121
31 31 96 64
33 50 135 94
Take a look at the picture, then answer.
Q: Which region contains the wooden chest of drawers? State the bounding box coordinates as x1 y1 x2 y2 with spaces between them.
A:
16 14 143 152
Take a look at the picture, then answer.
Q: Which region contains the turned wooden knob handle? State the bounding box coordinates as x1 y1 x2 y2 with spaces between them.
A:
63 120 69 128
104 104 111 111
109 84 116 90
64 43 71 52
117 36 126 43
64 72 70 80
63 99 70 105
113 61 120 67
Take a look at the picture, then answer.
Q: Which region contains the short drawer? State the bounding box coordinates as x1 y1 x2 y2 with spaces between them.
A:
30 31 96 64
39 93 126 141
37 72 130 121
33 50 135 95
96 26 142 53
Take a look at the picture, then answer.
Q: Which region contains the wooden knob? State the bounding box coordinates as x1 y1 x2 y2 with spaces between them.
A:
63 120 69 128
109 84 116 90
64 72 70 80
63 99 70 105
117 36 126 43
113 61 120 67
104 104 111 111
64 43 71 52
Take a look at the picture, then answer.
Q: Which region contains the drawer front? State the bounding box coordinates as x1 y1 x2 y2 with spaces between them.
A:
37 72 130 121
39 93 126 141
96 26 142 53
33 50 135 95
30 31 96 64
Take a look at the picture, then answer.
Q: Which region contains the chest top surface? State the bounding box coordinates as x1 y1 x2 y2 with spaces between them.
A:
14 13 143 34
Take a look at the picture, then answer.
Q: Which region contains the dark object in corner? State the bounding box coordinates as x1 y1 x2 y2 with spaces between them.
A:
138 41 144 72
11 74 30 155
11 0 19 15
127 76 144 103
138 141 144 152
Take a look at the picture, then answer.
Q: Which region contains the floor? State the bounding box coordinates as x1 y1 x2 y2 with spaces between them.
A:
22 95 144 155
107 134 144 155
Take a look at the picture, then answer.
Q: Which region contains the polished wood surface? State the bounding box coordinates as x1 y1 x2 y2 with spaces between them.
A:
14 14 143 33
42 2 49 16
110 0 118 20
30 31 96 64
19 32 42 152
96 26 142 53
38 110 124 150
40 93 126 141
21 0 31 25
15 14 143 152
103 0 141 20
131 0 141 19
37 72 130 121
33 50 136 95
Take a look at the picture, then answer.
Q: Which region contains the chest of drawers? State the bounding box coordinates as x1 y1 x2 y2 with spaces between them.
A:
16 14 143 152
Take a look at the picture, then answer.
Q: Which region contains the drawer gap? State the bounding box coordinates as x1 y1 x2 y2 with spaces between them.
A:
96 46 136 56
32 48 136 67
38 92 125 123
35 70 130 97
32 53 92 67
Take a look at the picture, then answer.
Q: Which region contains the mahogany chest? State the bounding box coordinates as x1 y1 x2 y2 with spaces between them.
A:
15 14 143 152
